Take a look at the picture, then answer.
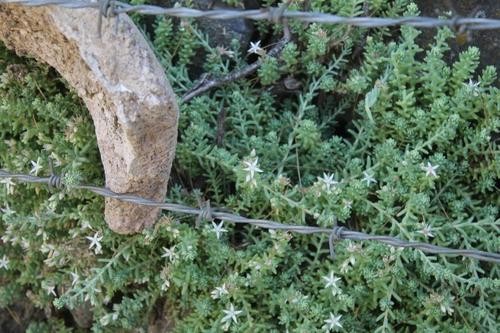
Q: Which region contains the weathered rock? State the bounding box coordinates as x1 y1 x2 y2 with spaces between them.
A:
0 4 179 234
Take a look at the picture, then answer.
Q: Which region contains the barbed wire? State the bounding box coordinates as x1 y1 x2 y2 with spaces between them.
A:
2 0 500 30
1 169 499 264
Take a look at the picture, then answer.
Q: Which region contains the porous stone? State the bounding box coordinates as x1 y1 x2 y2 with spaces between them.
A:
0 4 179 234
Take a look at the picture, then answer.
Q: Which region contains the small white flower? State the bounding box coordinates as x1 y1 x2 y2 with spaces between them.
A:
211 283 229 299
247 40 265 55
243 157 263 183
86 232 103 254
440 296 454 316
323 313 343 331
44 284 57 297
70 270 79 287
1 178 15 195
464 79 480 96
323 271 341 289
161 246 177 262
29 158 43 176
212 221 228 240
0 255 9 270
322 271 342 295
361 171 377 186
221 303 242 324
318 173 338 192
422 162 439 178
418 224 434 238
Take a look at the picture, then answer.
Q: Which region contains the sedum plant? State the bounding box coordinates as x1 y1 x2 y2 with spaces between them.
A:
1 1 499 332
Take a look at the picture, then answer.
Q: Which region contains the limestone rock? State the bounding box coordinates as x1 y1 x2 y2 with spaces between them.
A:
0 4 179 234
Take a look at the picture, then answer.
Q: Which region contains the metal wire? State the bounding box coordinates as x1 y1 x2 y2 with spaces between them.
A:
1 169 499 264
2 0 500 30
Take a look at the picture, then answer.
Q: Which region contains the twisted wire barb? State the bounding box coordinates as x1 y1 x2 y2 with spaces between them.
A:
1 169 499 264
2 0 500 30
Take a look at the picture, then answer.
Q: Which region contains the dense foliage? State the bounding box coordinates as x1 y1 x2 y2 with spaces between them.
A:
1 0 499 332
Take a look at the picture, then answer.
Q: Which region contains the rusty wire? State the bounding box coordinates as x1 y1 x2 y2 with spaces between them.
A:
1 169 499 264
1 0 500 30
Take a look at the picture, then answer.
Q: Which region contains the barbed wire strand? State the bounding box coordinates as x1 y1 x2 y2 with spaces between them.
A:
2 0 500 30
1 169 499 264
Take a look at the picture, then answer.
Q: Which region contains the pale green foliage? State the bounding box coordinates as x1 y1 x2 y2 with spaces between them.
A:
1 1 499 332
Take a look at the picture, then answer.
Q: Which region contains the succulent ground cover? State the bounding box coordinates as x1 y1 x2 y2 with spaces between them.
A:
0 1 499 332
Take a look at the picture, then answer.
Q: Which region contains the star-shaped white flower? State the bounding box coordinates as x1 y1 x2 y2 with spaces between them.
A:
419 224 434 238
0 255 9 270
318 173 338 192
70 270 79 287
44 284 57 297
422 162 439 177
212 221 228 240
29 158 43 176
221 303 242 324
440 296 454 316
322 271 341 289
1 178 15 195
464 79 480 96
211 283 229 299
243 157 263 183
323 271 342 296
247 40 265 55
324 313 343 331
465 79 480 89
161 246 176 262
86 232 103 254
361 171 377 186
